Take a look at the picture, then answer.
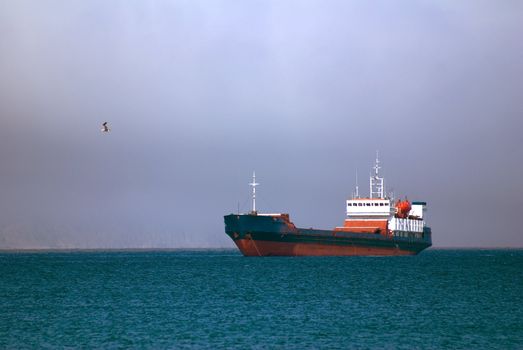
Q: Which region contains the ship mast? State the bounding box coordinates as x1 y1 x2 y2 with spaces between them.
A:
370 151 384 199
249 171 259 213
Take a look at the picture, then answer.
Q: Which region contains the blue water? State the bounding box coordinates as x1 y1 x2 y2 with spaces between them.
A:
1 249 522 349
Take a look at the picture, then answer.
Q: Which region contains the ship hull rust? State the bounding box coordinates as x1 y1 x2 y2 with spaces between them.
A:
234 238 417 257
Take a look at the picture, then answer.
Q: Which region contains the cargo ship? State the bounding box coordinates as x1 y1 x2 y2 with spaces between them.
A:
224 156 432 256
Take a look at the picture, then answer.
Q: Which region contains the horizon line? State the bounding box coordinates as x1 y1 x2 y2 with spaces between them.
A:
1 246 523 253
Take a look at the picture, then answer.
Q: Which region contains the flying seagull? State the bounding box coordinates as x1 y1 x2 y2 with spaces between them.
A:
101 122 110 133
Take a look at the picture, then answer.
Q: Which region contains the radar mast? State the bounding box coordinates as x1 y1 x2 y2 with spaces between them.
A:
249 171 259 213
370 151 385 199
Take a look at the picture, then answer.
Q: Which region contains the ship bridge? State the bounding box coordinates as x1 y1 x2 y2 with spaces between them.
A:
346 198 395 219
336 153 428 237
334 154 391 233
337 198 394 234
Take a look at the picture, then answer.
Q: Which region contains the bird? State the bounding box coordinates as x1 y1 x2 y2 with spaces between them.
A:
101 122 110 133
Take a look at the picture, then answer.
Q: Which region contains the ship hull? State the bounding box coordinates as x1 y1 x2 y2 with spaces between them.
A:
233 238 417 256
224 214 431 257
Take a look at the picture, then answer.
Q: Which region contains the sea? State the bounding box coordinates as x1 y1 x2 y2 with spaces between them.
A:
1 249 522 349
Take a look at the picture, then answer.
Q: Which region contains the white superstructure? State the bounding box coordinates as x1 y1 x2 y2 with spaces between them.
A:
341 154 428 238
409 202 426 219
346 199 394 218
389 217 424 233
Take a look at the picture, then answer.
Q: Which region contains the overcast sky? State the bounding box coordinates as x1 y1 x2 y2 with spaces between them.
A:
0 0 522 248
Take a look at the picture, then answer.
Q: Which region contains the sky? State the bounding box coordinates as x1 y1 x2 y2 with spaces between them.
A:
0 0 522 248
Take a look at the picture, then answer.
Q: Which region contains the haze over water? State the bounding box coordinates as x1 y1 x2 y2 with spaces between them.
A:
1 1 522 249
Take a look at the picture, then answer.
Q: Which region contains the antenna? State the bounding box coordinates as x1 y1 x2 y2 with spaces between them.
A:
249 171 259 213
373 150 380 176
354 169 360 199
388 188 395 202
